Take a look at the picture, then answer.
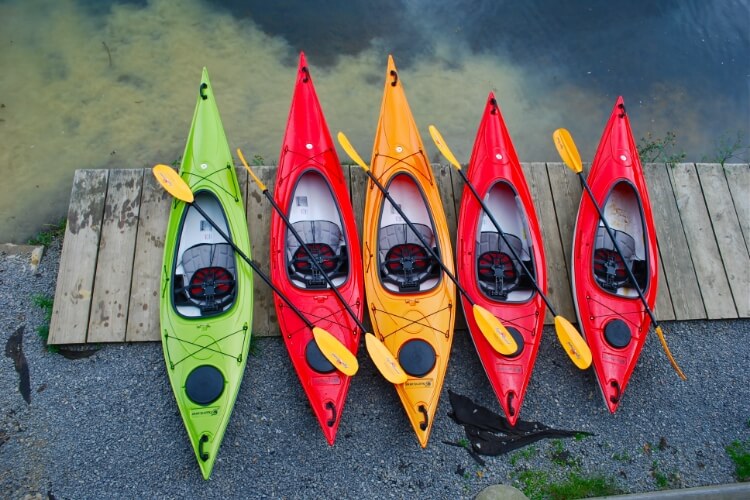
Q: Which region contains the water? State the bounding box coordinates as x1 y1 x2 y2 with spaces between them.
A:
1 0 748 243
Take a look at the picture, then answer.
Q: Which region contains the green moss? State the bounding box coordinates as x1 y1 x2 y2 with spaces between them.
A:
27 218 66 247
32 294 59 353
726 439 750 482
637 131 686 167
512 469 621 500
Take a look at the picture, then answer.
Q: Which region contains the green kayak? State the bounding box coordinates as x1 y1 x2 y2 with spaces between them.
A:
159 67 253 480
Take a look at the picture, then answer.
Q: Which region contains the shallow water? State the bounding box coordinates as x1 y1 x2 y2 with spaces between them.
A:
1 0 748 242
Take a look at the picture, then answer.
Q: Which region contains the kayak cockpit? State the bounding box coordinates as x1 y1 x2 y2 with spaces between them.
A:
377 173 441 293
172 191 237 318
284 171 349 289
475 181 536 302
593 181 649 296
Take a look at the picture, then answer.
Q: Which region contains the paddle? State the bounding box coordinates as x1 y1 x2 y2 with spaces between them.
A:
552 129 687 380
428 125 592 369
236 149 407 384
336 131 519 356
152 164 358 376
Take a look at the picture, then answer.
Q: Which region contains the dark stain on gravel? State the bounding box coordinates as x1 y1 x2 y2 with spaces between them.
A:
5 325 30 404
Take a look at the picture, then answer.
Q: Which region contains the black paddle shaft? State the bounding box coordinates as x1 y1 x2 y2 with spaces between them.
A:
188 201 316 330
364 169 475 304
456 167 556 314
260 188 366 335
578 175 659 326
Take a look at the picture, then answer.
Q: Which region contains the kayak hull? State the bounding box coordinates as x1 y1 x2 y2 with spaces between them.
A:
571 96 658 413
159 68 253 480
457 94 547 426
270 53 364 445
363 56 456 447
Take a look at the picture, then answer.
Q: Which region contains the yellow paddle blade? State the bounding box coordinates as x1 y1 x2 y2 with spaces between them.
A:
554 316 592 369
552 128 584 174
472 304 518 355
428 125 462 171
337 132 370 172
654 326 687 381
365 333 408 384
152 164 194 203
312 327 359 376
236 148 267 192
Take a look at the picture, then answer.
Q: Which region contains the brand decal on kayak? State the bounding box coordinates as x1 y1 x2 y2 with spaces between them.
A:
405 379 433 389
602 353 626 365
190 406 220 418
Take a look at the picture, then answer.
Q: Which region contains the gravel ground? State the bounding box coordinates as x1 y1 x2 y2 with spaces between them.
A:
1 238 749 499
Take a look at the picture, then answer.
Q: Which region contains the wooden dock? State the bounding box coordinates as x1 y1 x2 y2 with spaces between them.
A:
48 163 750 345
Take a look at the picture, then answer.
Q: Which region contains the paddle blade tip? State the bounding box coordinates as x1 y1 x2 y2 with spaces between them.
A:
554 316 592 369
152 164 194 203
552 128 584 174
472 304 518 355
365 333 407 384
312 327 358 376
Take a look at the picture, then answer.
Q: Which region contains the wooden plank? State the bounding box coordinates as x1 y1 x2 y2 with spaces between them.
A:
247 165 277 337
696 164 750 317
670 163 737 319
433 162 464 329
87 169 143 342
349 165 368 245
545 162 583 270
525 163 575 323
125 168 171 342
643 163 703 320
49 169 109 345
723 164 750 253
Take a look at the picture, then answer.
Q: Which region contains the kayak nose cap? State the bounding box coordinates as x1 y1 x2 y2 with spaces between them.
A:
305 338 336 374
185 365 225 406
603 319 631 349
398 339 436 377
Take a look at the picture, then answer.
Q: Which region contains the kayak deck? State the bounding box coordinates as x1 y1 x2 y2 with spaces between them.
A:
49 162 750 345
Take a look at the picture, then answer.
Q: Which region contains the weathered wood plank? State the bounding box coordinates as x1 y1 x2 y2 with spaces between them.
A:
545 162 584 271
525 163 575 323
643 163 703 320
696 164 750 317
723 164 750 253
670 163 737 319
433 163 464 328
125 168 171 342
247 165 277 336
349 165 368 246
87 169 143 342
49 169 109 345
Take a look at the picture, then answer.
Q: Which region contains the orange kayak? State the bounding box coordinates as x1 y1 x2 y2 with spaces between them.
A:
362 55 456 447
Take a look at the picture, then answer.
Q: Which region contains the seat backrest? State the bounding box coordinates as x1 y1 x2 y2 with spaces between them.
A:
182 243 236 286
594 227 635 266
378 223 435 262
285 220 343 256
477 232 523 261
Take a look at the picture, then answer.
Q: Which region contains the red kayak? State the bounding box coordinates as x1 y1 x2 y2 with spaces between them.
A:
571 96 658 413
456 93 547 426
270 52 364 444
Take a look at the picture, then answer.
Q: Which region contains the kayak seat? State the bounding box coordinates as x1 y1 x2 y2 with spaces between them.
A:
593 227 646 291
286 220 347 289
476 232 523 299
178 243 236 315
379 223 438 291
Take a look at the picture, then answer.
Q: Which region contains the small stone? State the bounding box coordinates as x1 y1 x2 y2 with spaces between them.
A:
474 484 529 500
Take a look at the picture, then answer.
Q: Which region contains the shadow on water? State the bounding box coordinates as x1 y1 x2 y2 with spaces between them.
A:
0 0 748 242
